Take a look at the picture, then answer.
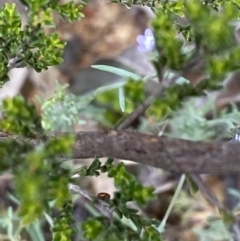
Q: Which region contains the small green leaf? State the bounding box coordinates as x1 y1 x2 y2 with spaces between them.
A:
91 65 141 81
118 87 126 112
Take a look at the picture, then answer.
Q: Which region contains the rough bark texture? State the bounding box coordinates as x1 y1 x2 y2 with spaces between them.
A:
1 130 239 174
72 131 240 174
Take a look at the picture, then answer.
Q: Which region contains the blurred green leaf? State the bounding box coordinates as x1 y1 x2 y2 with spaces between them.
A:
91 65 142 81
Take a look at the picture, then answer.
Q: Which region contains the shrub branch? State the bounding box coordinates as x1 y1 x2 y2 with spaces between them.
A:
1 130 240 174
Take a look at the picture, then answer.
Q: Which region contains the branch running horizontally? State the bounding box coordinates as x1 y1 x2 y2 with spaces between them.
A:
1 131 239 175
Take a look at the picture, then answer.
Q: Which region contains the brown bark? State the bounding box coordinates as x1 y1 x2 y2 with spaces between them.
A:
72 131 239 174
1 130 239 175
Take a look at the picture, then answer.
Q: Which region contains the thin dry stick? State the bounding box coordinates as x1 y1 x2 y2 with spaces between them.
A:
190 174 224 210
68 183 113 219
116 63 166 131
116 67 188 131
116 85 164 130
154 180 178 194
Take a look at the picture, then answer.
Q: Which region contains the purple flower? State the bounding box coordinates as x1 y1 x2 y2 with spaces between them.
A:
136 28 155 52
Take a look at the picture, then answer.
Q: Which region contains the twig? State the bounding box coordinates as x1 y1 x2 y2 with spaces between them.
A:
68 183 113 219
154 180 178 194
116 85 164 130
157 174 186 232
116 73 176 130
190 174 224 210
